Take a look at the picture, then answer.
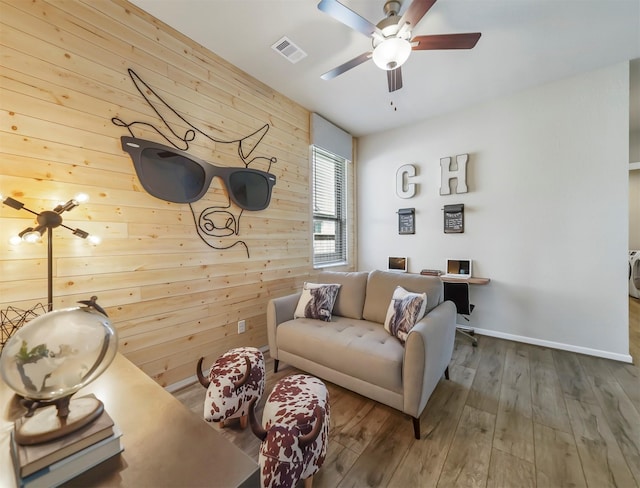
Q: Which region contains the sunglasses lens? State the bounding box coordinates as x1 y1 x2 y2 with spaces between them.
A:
229 171 272 211
140 148 207 203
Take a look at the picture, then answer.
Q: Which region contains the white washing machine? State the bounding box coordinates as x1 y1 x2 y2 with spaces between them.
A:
630 251 640 299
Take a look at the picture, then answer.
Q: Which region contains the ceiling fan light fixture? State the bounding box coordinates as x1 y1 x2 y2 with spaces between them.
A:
372 37 411 70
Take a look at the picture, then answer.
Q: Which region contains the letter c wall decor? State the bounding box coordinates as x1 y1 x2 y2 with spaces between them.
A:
396 164 418 198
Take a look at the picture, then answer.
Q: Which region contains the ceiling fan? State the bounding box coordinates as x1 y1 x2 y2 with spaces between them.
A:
318 0 481 92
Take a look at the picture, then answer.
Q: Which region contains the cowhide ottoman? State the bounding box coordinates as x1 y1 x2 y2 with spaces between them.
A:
197 346 265 428
249 374 330 488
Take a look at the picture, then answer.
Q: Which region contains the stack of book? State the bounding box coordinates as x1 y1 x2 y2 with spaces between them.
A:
10 400 123 488
420 269 443 276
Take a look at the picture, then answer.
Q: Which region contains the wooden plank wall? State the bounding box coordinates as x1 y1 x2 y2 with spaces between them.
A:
0 0 353 387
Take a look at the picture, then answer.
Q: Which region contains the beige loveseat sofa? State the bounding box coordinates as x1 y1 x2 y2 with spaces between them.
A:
267 269 457 439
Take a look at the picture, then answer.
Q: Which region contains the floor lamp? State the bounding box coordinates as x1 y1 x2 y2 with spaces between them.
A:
2 194 99 312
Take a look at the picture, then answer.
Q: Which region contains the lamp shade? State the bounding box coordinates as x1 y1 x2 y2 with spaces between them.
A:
372 37 411 70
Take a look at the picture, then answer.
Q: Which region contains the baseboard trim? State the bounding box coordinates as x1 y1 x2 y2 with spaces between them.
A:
165 345 271 393
473 327 633 364
165 375 198 393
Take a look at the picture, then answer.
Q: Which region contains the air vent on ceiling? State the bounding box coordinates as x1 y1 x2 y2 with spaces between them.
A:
271 36 307 64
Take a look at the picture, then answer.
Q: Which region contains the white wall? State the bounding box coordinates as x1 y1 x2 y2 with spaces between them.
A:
357 62 631 362
632 169 640 249
632 129 640 163
630 59 640 249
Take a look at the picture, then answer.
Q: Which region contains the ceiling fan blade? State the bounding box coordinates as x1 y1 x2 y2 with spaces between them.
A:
317 0 381 38
399 0 437 30
321 52 373 80
412 33 482 50
387 67 403 93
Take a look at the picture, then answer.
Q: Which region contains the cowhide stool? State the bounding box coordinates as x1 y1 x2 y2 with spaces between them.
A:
249 374 330 488
196 346 265 428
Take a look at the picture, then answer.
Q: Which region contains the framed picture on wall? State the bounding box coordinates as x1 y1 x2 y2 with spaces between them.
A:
444 204 464 233
398 208 415 234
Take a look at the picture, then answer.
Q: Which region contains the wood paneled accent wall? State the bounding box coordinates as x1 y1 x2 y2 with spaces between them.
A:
0 0 339 387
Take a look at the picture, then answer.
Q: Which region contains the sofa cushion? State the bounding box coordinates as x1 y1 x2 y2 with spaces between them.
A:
294 283 341 322
384 286 427 343
363 270 443 324
276 316 404 393
317 271 369 320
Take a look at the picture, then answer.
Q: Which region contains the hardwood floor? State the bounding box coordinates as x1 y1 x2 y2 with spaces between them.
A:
174 328 640 488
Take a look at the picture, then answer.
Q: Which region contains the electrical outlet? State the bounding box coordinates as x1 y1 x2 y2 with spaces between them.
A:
237 319 246 334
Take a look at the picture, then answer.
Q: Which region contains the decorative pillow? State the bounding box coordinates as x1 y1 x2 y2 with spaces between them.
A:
384 286 427 344
294 283 341 322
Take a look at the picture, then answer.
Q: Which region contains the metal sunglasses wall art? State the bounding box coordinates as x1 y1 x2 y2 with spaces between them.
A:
120 137 276 210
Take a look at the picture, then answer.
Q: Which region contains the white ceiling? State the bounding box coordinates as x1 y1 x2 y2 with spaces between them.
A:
129 0 639 137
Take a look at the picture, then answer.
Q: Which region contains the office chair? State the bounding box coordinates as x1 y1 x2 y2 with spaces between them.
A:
443 281 477 347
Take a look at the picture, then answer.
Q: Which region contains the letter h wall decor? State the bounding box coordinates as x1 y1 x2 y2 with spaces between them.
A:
440 154 468 195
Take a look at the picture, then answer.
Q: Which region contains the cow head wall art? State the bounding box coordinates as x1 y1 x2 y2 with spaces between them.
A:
112 69 277 258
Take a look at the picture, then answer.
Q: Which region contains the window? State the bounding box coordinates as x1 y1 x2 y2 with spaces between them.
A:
312 146 348 266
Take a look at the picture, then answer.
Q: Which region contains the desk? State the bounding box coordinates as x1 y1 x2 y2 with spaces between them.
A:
0 353 259 488
440 276 490 285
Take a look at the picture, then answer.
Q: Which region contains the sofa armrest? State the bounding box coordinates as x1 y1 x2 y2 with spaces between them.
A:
266 292 301 360
402 300 457 418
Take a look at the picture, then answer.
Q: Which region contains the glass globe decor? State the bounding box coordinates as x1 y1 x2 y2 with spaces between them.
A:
0 297 117 445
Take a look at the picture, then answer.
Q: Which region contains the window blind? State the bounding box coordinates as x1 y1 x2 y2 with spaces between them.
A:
310 113 352 161
312 146 347 266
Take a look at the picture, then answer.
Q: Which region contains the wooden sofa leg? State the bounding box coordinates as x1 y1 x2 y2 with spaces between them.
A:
274 359 279 373
412 417 421 440
444 366 450 380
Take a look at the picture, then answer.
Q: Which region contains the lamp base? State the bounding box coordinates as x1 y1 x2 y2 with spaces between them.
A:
15 396 104 445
